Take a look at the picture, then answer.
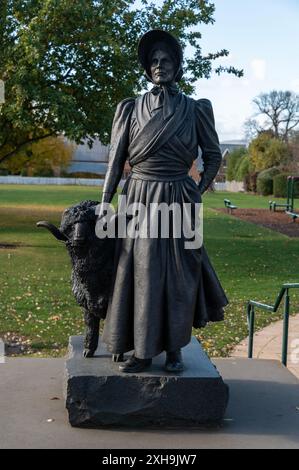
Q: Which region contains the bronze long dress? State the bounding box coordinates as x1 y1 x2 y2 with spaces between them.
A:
101 87 228 359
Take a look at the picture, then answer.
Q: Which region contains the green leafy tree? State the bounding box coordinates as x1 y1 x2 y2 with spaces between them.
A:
248 131 290 172
0 0 242 164
235 154 251 182
226 147 248 181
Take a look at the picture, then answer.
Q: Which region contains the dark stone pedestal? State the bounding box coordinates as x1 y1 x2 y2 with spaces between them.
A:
64 336 229 428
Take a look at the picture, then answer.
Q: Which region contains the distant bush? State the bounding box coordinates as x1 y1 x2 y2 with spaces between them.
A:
256 167 280 195
32 167 54 177
273 173 289 197
60 170 72 178
68 172 103 179
0 168 10 175
256 176 273 195
257 167 280 179
273 173 299 198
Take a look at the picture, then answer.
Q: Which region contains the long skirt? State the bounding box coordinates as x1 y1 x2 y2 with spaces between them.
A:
102 174 228 359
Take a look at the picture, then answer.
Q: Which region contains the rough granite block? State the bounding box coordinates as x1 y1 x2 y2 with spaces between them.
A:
64 336 229 428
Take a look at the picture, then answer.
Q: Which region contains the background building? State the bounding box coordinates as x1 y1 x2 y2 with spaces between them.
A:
66 138 247 183
217 140 247 182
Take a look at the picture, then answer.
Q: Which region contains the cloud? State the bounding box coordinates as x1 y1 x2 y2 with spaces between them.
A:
216 118 245 141
250 59 266 80
291 79 299 93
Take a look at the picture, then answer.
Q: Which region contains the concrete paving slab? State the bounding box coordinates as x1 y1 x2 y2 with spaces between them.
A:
0 357 299 449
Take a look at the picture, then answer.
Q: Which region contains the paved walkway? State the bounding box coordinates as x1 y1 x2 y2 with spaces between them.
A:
1 357 299 448
230 314 299 379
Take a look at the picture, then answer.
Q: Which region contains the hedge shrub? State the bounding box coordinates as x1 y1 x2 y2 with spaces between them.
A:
273 173 289 197
256 167 280 196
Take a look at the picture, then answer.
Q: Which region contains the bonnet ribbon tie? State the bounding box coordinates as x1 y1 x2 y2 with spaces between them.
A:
150 83 179 120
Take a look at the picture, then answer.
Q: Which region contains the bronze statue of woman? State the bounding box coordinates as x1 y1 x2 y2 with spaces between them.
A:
100 29 228 373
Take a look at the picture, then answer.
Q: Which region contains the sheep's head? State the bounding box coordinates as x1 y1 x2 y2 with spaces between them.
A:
37 200 103 251
60 200 99 249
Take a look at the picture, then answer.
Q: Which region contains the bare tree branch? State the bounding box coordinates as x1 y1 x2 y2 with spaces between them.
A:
251 91 299 140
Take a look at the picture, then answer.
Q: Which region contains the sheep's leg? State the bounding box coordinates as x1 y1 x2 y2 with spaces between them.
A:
83 310 100 358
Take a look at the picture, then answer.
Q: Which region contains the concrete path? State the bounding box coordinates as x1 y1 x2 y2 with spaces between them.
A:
0 357 299 449
230 314 299 379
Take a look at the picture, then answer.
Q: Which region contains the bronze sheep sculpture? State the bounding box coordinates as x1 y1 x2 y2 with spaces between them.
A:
37 199 122 361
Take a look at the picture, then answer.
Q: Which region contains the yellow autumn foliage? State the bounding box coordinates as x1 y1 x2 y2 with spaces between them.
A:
248 132 290 172
3 136 74 176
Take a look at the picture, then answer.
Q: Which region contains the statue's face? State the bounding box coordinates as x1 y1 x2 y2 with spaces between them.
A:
150 49 176 85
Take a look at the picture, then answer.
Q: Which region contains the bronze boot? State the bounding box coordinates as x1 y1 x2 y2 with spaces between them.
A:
165 349 184 372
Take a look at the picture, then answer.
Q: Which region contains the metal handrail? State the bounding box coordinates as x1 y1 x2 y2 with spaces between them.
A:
246 283 299 366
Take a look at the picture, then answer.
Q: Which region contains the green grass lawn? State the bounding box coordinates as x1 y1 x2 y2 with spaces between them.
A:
0 184 298 357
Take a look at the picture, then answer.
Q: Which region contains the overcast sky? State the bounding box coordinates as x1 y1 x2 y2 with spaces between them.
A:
190 0 299 142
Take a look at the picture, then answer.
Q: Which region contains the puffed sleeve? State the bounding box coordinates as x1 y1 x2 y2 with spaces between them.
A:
101 98 135 203
195 99 222 195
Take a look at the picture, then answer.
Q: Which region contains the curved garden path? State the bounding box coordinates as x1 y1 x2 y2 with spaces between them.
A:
230 314 299 379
